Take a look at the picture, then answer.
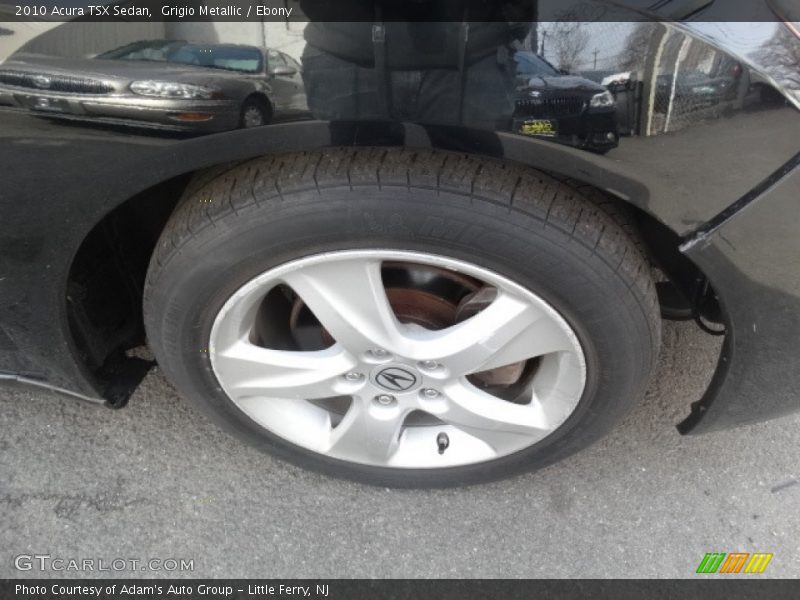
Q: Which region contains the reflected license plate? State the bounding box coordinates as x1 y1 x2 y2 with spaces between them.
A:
519 119 557 137
27 96 69 113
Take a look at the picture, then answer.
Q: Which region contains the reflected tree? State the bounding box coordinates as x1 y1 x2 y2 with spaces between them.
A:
754 26 800 89
620 23 658 72
548 22 589 72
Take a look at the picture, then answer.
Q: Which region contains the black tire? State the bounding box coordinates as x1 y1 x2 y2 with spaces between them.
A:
239 97 272 128
144 148 661 487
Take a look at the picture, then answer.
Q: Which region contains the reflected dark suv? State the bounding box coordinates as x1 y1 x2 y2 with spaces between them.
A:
512 52 619 152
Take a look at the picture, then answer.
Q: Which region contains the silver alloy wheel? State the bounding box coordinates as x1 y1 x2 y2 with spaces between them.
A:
241 105 265 128
209 250 586 469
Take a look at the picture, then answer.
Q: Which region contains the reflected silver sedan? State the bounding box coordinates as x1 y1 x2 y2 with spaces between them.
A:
0 40 307 132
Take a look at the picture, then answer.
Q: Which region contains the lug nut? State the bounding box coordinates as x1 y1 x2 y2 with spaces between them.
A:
344 372 363 382
367 348 392 361
374 394 396 406
421 388 440 399
420 360 440 370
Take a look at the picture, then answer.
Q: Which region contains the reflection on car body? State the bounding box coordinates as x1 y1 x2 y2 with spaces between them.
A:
0 40 307 133
512 51 619 153
654 68 740 111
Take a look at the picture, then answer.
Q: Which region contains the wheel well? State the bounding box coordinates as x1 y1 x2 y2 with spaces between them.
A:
243 92 272 113
65 150 712 404
66 174 190 402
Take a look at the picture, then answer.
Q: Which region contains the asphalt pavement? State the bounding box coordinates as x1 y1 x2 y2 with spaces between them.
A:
1 320 798 578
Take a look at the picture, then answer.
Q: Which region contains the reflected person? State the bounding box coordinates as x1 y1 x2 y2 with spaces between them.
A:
299 2 531 131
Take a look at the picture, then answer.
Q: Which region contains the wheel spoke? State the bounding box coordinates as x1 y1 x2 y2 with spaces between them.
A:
415 291 571 375
325 399 408 463
281 257 405 355
474 312 577 372
213 341 356 400
434 380 555 449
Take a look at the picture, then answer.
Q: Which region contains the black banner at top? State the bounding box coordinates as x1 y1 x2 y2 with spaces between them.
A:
1 0 798 23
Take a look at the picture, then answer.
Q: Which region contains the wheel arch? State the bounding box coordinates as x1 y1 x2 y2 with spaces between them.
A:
64 120 708 406
242 91 273 115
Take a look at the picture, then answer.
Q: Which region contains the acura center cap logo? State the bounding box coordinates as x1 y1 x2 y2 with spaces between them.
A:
374 366 419 392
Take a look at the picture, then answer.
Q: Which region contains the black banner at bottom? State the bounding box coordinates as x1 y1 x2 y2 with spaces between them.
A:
2 579 800 600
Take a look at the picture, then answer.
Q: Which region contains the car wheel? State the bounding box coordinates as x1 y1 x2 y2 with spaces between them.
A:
239 98 271 128
143 148 661 487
